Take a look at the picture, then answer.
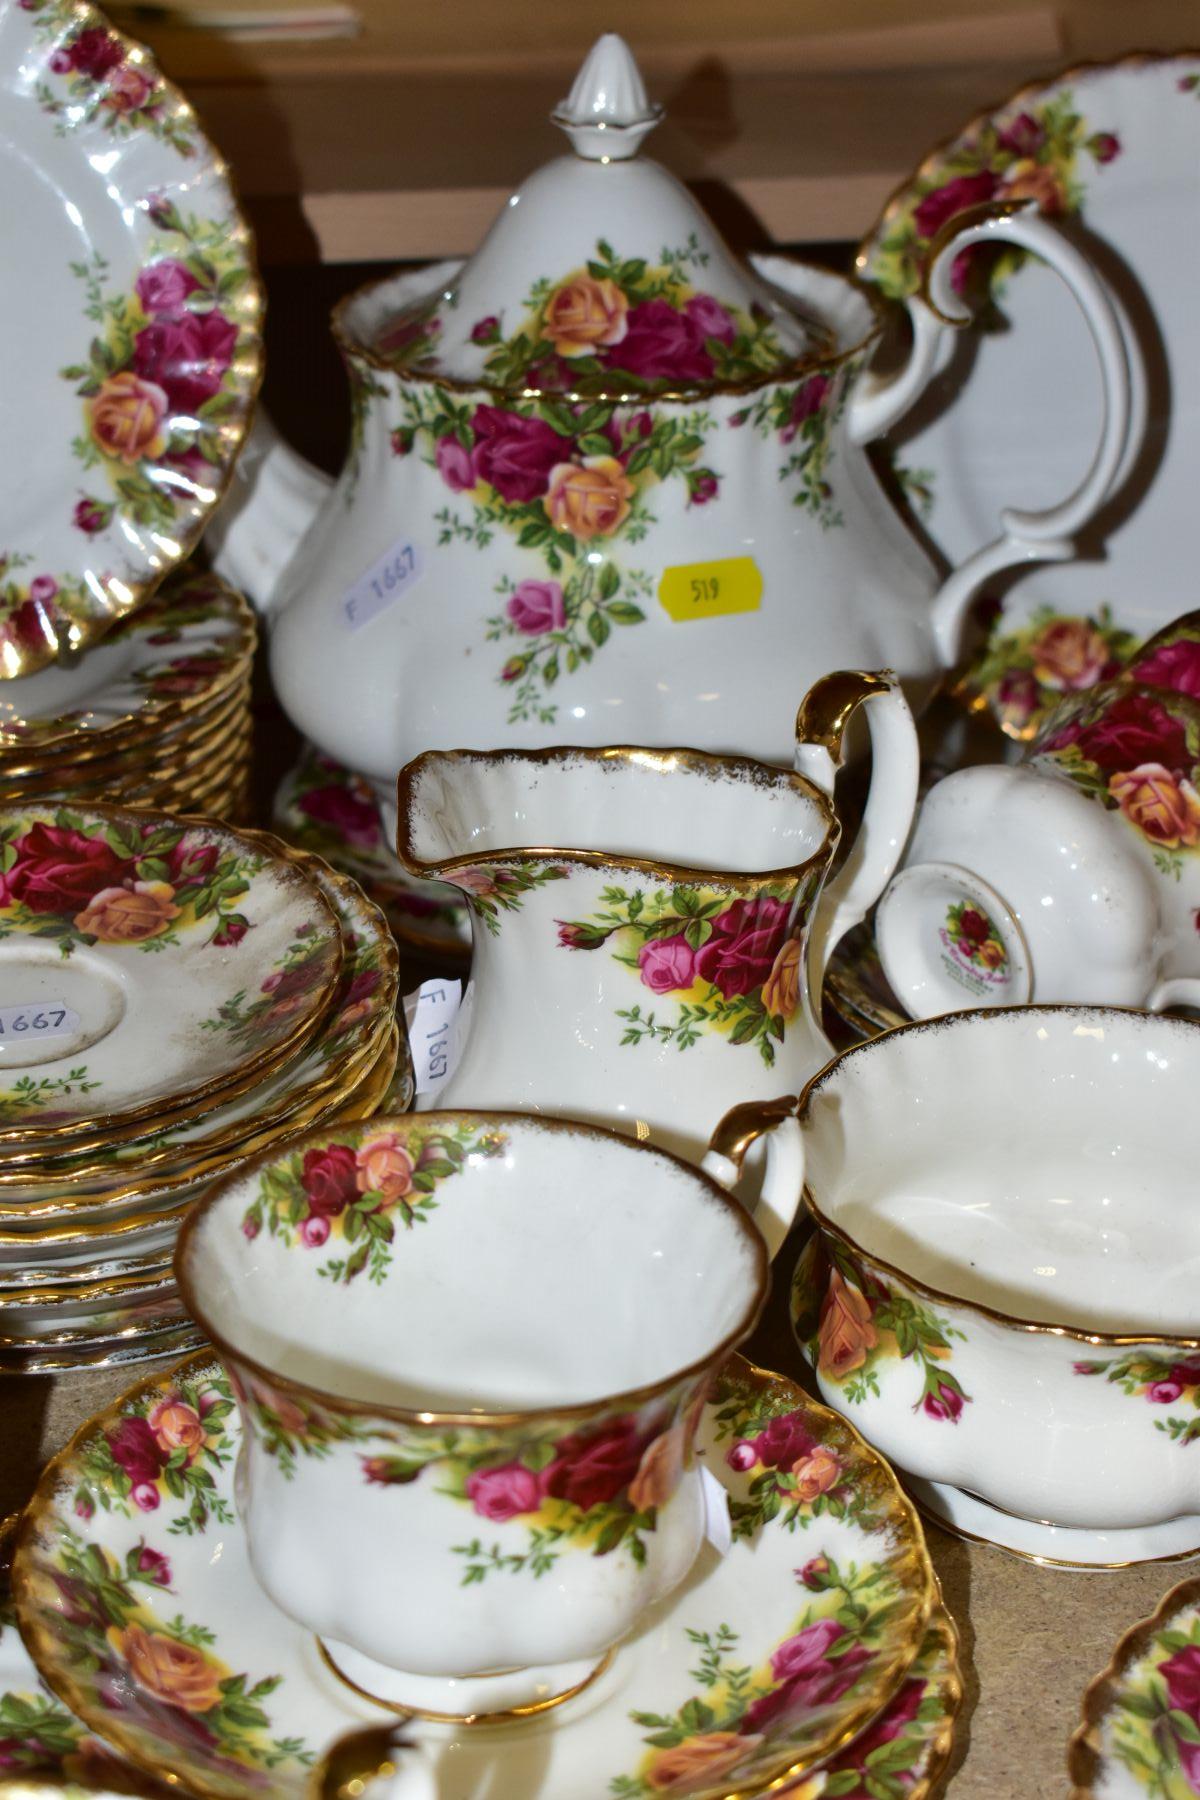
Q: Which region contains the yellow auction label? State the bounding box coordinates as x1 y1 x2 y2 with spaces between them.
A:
658 557 763 623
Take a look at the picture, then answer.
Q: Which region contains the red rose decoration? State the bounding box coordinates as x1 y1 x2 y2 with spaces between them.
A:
542 1417 645 1511
133 311 238 414
69 27 124 78
694 896 790 999
1126 638 1200 702
302 1144 358 1219
107 1416 166 1486
1162 1645 1200 1719
1 822 128 914
913 170 998 240
167 839 220 886
1042 693 1193 775
753 1409 816 1470
297 783 381 853
614 299 713 385
469 405 569 504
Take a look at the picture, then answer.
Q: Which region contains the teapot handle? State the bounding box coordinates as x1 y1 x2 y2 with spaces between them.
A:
846 200 1132 667
701 1096 804 1262
793 670 919 998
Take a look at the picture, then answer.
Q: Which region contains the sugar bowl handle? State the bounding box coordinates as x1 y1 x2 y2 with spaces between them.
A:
794 669 919 999
702 1096 805 1261
847 199 1132 667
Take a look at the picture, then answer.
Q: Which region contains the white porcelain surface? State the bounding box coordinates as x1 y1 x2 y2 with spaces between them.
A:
212 34 1130 787
15 1350 955 1800
790 1007 1200 1550
397 689 917 1165
177 1110 802 1697
858 54 1200 734
0 0 261 675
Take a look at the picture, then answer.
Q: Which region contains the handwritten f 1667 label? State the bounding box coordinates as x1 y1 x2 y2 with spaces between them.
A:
342 538 425 632
658 556 762 623
0 1002 80 1040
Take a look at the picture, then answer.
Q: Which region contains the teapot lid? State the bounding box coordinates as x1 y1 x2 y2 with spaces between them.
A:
364 34 834 398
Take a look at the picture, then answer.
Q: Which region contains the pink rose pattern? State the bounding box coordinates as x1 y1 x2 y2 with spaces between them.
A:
73 1367 235 1536
1097 1582 1200 1800
557 878 815 1067
1073 1352 1200 1447
861 84 1122 304
371 238 843 724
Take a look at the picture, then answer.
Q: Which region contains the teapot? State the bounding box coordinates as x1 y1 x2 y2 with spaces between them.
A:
211 36 1131 801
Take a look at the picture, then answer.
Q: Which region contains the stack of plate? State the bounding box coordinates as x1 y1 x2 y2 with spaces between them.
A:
274 740 470 960
0 565 256 822
0 802 407 1372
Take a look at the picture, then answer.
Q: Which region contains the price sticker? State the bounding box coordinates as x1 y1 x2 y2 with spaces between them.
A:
402 978 463 1097
0 1001 80 1041
657 556 762 623
341 537 424 632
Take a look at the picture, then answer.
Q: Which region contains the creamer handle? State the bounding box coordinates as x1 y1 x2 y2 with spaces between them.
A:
847 200 1132 667
702 1097 805 1262
794 671 919 998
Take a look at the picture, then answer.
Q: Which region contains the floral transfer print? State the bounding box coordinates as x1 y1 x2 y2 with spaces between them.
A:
1034 677 1200 877
862 88 1121 305
715 1401 883 1542
1074 1353 1200 1448
240 1121 506 1283
25 0 196 153
793 1240 971 1422
453 860 569 935
941 899 1009 988
955 604 1140 740
61 200 251 537
26 1528 313 1791
0 808 257 957
1101 1603 1200 1798
71 1367 237 1535
557 882 809 1068
386 234 790 394
199 925 335 1048
729 372 846 530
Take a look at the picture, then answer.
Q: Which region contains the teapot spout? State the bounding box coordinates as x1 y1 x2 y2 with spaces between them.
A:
206 410 333 616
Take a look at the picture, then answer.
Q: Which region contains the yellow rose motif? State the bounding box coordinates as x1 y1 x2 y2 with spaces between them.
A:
544 457 633 541
762 937 801 1018
817 1267 878 1380
542 275 629 357
791 1443 842 1502
112 1621 225 1713
646 1729 763 1792
1110 763 1200 849
628 1422 686 1513
74 880 180 943
88 370 168 465
1003 157 1067 214
1029 617 1109 690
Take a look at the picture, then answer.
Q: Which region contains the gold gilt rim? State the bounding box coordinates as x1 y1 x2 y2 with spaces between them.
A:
855 47 1200 279
909 1488 1200 1573
396 743 838 890
0 856 401 1201
0 665 255 778
798 1001 1200 1347
0 1297 193 1356
0 688 252 797
0 808 341 1150
0 577 258 761
1 7 265 681
104 735 256 813
0 1319 203 1377
0 1017 402 1252
12 1348 939 1800
175 1112 771 1431
330 261 886 403
1068 1573 1200 1795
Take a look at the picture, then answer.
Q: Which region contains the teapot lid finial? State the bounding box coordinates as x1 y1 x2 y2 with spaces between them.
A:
552 33 663 161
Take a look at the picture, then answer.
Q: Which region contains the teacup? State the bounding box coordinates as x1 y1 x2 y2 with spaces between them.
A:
875 752 1200 1016
176 1102 801 1713
789 1006 1200 1565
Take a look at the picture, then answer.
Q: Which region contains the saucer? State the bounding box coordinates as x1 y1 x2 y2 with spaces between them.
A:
14 1354 960 1799
0 0 263 675
1069 1573 1200 1797
822 923 907 1044
857 53 1200 740
0 807 341 1145
903 1476 1200 1572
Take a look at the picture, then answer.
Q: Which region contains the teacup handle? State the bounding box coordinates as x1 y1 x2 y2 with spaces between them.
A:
847 199 1132 668
793 670 919 999
701 1096 804 1261
1148 978 1200 1014
311 1722 436 1800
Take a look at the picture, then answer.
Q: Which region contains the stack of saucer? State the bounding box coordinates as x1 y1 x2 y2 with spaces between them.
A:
274 741 470 960
0 803 407 1371
0 566 256 824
